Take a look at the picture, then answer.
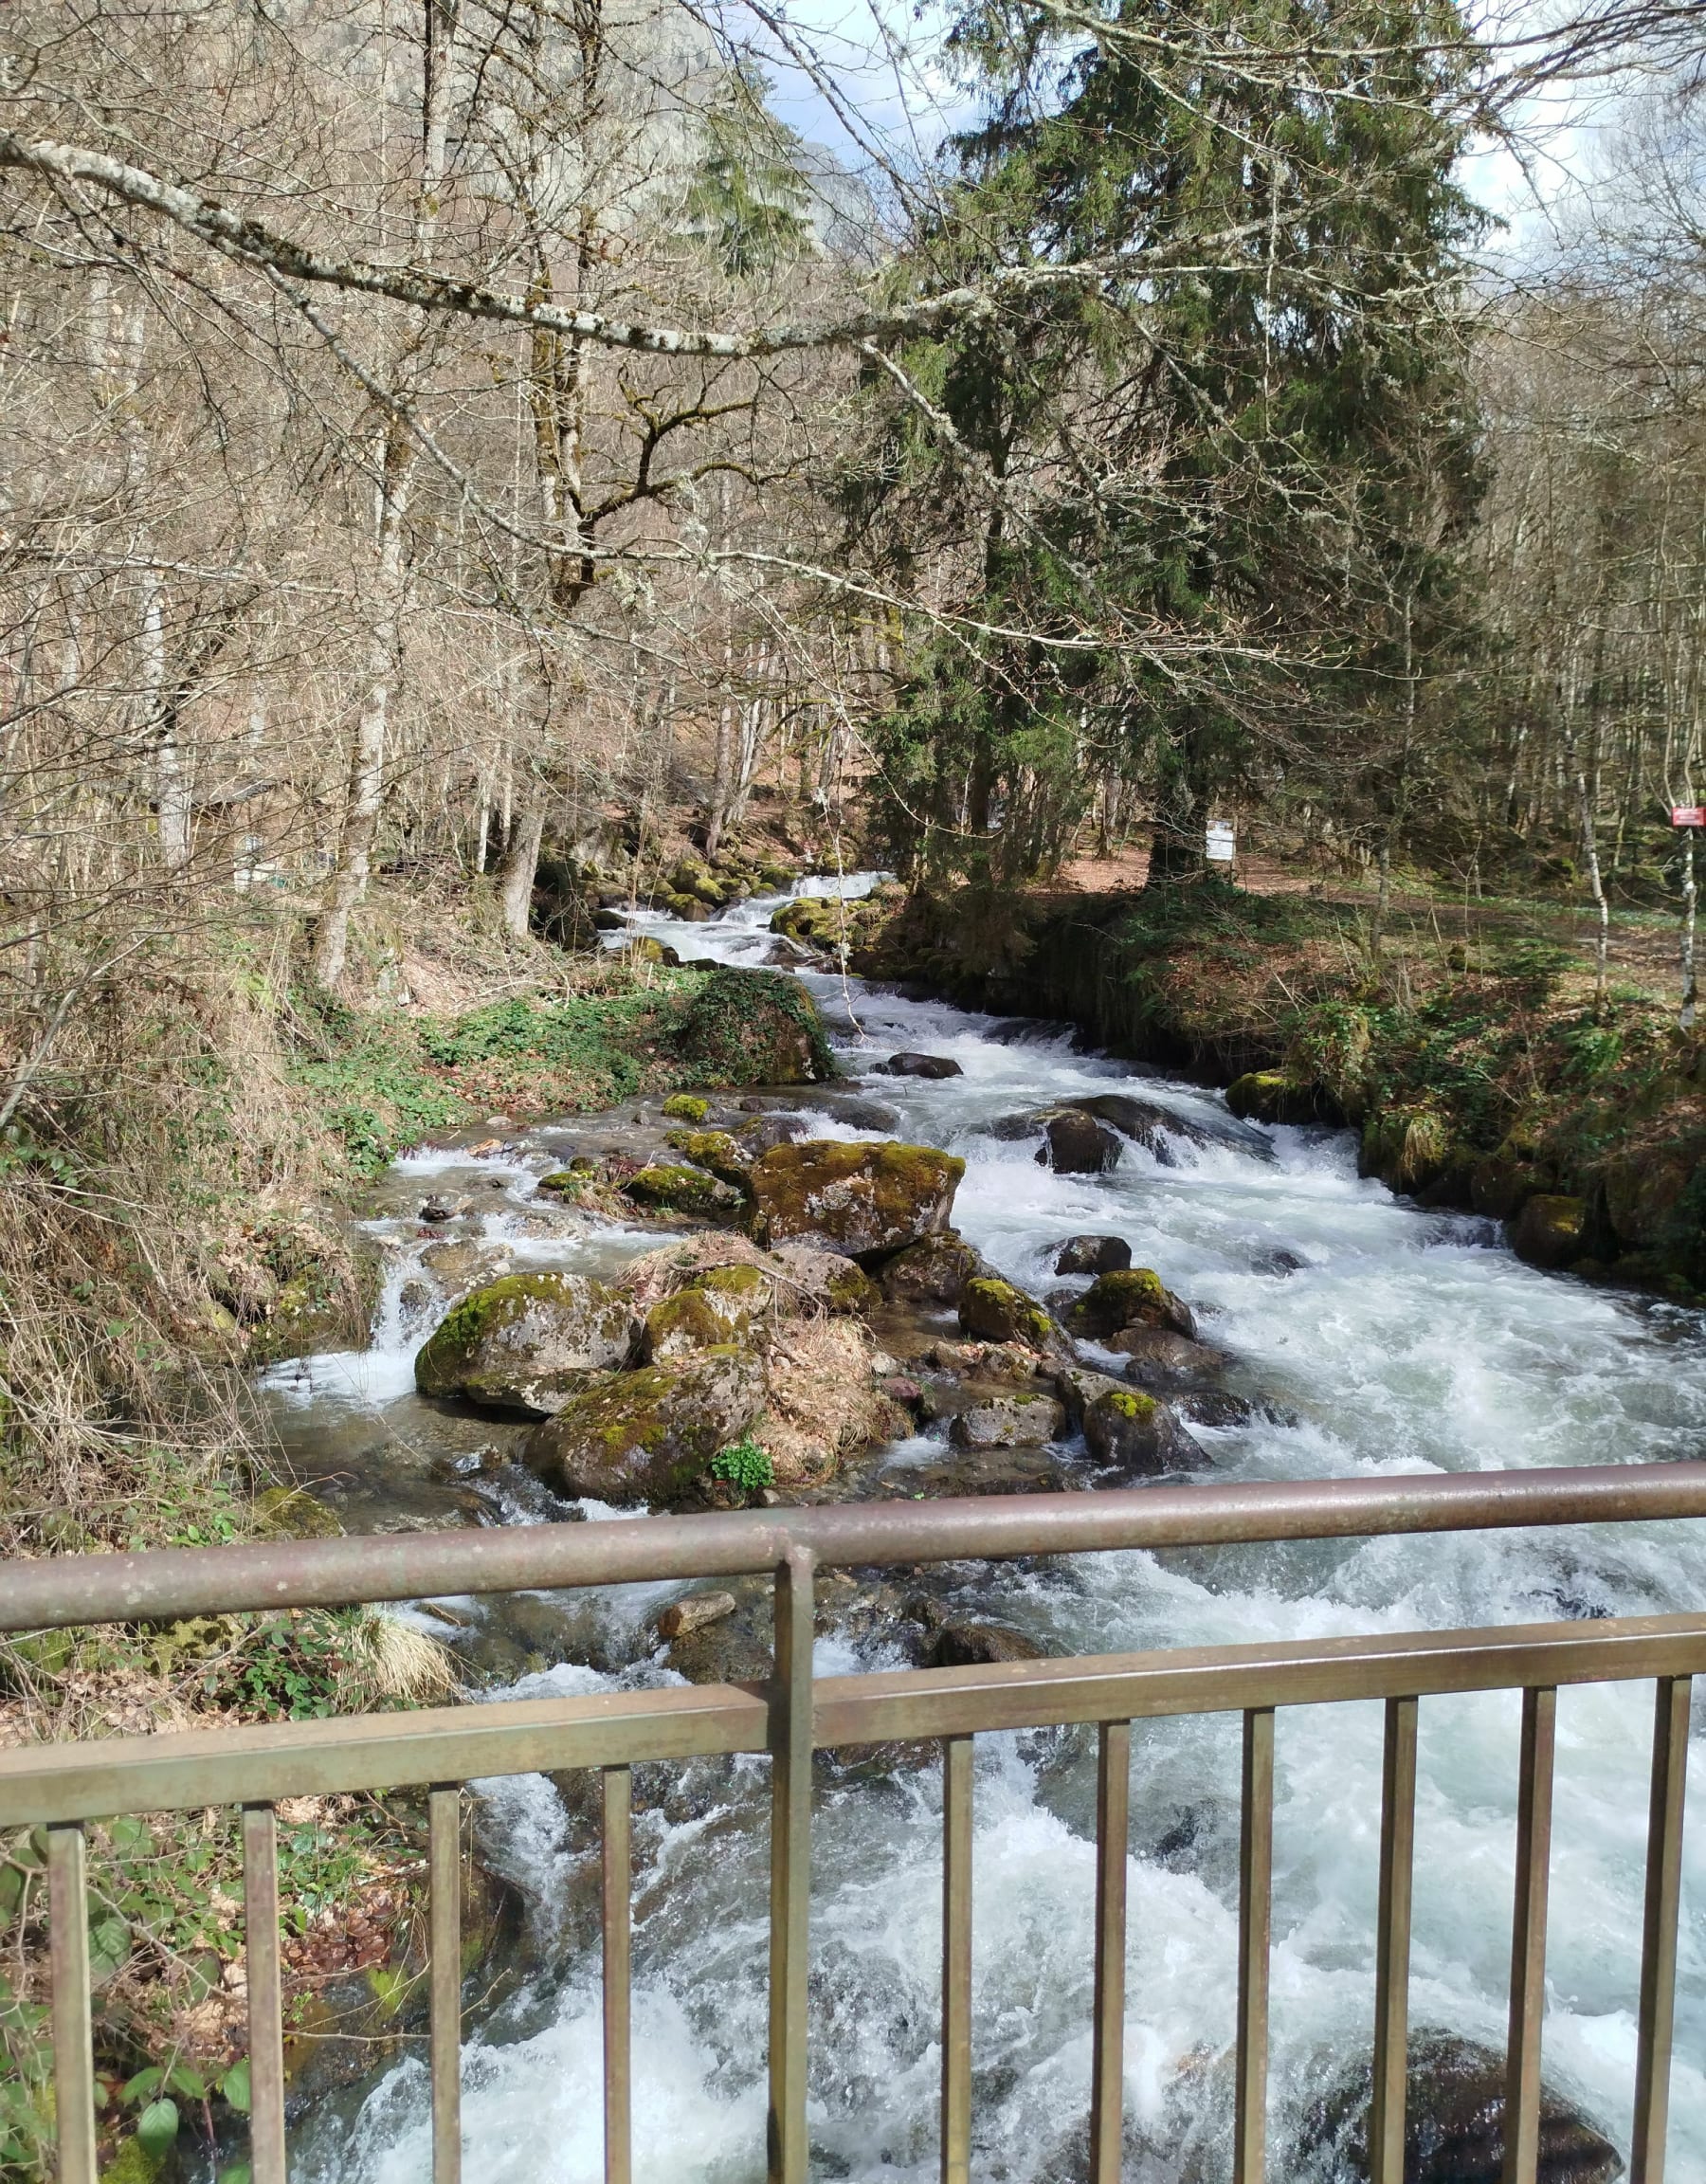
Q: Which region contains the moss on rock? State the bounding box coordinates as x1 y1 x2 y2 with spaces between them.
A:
1509 1192 1588 1270
663 1129 753 1191
747 1138 964 1260
1081 1384 1202 1475
957 1276 1056 1349
642 1264 773 1362
414 1271 637 1415
661 1093 711 1121
676 967 834 1086
519 1344 766 1505
1225 1071 1320 1125
1066 1267 1196 1341
620 1163 746 1220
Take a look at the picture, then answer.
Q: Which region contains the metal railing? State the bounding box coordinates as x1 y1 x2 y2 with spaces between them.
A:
4 1461 1705 2184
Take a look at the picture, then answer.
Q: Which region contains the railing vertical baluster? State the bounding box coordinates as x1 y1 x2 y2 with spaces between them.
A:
768 1544 815 2184
603 1764 633 2184
1632 1675 1692 2184
243 1802 287 2184
47 1824 96 2184
1502 1686 1556 2184
941 1734 973 2184
428 1785 463 2184
1234 1707 1275 2184
1370 1695 1418 2184
1090 1719 1132 2184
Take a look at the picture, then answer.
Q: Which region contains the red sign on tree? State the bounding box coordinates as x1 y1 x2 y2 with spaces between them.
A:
1672 807 1706 828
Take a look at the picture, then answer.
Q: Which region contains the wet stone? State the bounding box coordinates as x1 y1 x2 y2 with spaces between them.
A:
1054 1233 1132 1277
874 1052 964 1079
948 1394 1065 1449
1036 1111 1122 1174
654 1591 739 1642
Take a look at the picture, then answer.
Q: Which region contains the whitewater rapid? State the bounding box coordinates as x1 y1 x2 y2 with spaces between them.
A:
282 876 1706 2184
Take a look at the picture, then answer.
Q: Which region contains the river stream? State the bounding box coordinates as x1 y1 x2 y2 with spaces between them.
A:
268 877 1706 2184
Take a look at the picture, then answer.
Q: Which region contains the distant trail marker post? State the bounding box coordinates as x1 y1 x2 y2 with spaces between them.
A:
1672 808 1701 1030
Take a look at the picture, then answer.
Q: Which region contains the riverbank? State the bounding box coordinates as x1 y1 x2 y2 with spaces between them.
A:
846 878 1706 1299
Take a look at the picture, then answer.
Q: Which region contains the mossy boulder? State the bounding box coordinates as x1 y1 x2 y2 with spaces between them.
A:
519 1344 766 1505
879 1230 987 1308
957 1276 1058 1349
1065 1267 1196 1342
1509 1192 1588 1270
1470 1150 1538 1221
642 1264 773 1362
1225 1071 1322 1125
1081 1385 1203 1475
663 1129 754 1192
747 1138 964 1260
770 897 845 947
662 1093 711 1122
620 1163 746 1221
677 967 834 1085
414 1272 637 1416
1603 1149 1695 1252
1360 1105 1450 1193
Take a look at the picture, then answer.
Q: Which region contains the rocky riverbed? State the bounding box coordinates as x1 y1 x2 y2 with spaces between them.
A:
263 876 1706 2184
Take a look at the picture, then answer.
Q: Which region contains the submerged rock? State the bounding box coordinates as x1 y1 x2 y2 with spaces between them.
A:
519 1344 765 1504
1037 1110 1122 1174
1066 1267 1197 1341
1296 2030 1623 2184
413 1273 637 1417
747 1138 964 1260
875 1051 964 1079
1054 1233 1132 1277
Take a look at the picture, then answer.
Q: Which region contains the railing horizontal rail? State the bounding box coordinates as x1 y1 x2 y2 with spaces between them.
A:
6 1462 1706 1631
8 1610 1706 1829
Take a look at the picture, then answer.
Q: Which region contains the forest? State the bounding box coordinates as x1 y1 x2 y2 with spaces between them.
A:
6 0 1706 2176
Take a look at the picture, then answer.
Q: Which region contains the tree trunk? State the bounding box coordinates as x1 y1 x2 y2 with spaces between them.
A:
498 800 545 939
310 0 453 988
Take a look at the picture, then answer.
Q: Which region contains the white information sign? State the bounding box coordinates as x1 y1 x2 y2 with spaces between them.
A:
1205 820 1237 864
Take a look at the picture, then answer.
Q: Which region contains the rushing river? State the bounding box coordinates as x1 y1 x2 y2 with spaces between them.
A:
273 876 1706 2184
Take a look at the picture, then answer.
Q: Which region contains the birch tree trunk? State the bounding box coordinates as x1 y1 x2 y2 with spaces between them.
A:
311 0 456 989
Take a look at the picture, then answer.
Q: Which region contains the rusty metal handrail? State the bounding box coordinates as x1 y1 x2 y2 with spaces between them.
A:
8 1465 1703 2184
7 1459 1706 1630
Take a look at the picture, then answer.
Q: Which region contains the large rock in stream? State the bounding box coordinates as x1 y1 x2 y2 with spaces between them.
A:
1065 1266 1198 1342
747 1138 964 1261
413 1273 638 1416
1297 2031 1622 2183
519 1344 766 1505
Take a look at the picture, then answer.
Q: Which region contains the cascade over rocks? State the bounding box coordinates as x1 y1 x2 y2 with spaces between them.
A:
413 1272 638 1417
1071 1092 1274 1164
1296 2031 1622 2184
747 1138 964 1260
